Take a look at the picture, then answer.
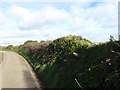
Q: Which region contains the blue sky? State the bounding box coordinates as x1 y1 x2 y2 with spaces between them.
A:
0 0 118 46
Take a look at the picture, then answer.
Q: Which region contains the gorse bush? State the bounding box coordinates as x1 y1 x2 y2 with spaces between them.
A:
3 35 120 88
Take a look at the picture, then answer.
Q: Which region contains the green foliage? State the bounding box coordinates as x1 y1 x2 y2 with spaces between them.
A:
3 35 120 88
6 45 14 49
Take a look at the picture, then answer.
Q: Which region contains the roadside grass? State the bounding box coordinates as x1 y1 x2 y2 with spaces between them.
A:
0 53 3 63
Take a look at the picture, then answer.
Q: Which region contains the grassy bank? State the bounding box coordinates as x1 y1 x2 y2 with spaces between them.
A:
3 35 120 88
0 53 3 63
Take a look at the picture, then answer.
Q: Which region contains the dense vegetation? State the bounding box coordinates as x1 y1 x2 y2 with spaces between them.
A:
3 35 120 89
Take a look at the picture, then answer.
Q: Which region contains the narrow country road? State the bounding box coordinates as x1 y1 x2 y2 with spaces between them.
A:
0 51 43 89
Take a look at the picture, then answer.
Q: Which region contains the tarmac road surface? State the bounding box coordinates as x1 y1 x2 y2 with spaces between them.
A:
0 51 43 90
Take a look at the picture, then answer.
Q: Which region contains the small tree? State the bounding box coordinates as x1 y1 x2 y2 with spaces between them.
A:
6 45 13 49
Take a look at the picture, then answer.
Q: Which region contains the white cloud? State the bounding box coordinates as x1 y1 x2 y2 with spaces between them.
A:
0 29 41 46
0 29 40 38
9 5 70 30
0 12 7 23
0 2 118 46
70 2 118 39
9 5 35 29
0 0 119 2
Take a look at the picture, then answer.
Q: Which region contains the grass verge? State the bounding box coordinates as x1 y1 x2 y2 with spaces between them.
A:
0 53 3 64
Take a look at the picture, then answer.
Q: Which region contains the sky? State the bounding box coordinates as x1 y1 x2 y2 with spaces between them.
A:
0 0 118 46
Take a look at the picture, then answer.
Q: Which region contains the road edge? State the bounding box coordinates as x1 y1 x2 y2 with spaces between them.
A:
0 51 4 90
16 52 44 90
0 51 4 64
